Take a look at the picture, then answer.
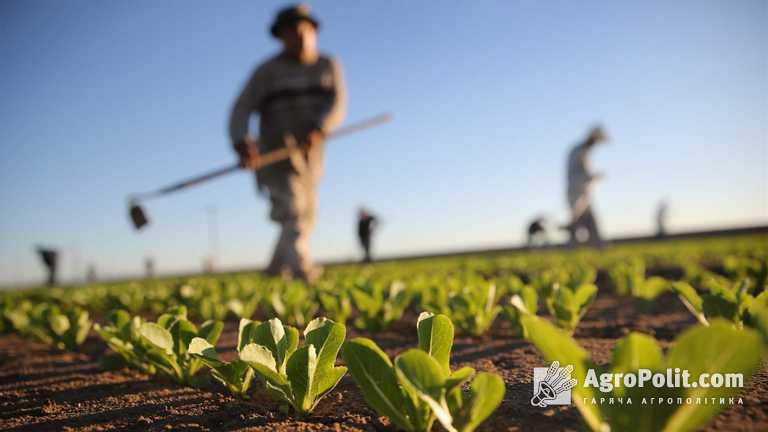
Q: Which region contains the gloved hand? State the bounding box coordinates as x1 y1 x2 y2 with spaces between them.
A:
234 136 260 169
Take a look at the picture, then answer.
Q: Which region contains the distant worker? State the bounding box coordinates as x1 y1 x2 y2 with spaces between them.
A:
228 5 346 282
357 208 378 263
36 247 58 286
656 200 669 237
145 257 155 278
86 264 97 283
527 216 548 248
564 126 608 247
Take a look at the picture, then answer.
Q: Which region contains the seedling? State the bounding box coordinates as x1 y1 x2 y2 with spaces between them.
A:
239 317 347 415
188 318 260 397
343 312 505 432
520 313 763 432
351 280 413 331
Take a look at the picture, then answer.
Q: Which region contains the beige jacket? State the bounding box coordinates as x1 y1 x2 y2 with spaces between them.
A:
566 142 596 215
228 53 347 176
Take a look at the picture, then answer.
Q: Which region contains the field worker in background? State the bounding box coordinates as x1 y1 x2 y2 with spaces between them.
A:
526 216 549 248
656 200 669 237
564 126 608 247
229 5 346 282
357 208 378 263
36 247 58 286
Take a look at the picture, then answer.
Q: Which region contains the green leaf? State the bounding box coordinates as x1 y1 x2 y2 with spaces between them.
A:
49 314 70 336
671 282 707 325
140 322 174 355
108 309 131 328
250 318 297 372
453 372 506 432
188 337 225 367
610 333 664 399
521 314 605 431
169 318 197 357
417 312 454 375
199 320 223 345
663 320 764 432
286 345 318 413
521 286 538 314
304 318 347 399
446 366 475 392
240 342 286 387
342 338 414 431
395 349 452 431
611 332 663 374
574 284 598 313
304 318 345 371
237 318 259 352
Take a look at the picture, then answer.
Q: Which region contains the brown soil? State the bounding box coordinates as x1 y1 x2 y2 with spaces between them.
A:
1 292 766 431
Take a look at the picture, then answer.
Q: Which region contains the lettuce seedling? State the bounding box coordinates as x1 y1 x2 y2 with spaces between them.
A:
137 305 223 384
317 281 353 325
543 282 597 333
268 280 318 327
95 309 157 374
351 280 413 331
672 279 768 329
32 303 92 350
446 281 504 336
610 258 669 301
187 318 260 397
343 312 505 432
239 317 347 415
7 302 92 350
504 285 538 337
521 313 763 432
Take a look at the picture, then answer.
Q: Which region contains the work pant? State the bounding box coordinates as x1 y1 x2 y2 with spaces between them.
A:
260 165 319 280
568 205 602 247
359 235 371 263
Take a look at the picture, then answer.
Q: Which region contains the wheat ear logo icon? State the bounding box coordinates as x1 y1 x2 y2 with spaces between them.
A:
531 361 578 407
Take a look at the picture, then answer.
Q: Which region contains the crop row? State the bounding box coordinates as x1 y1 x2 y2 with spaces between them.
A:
0 235 766 431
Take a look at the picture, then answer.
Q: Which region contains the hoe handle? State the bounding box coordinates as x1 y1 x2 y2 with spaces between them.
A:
135 113 391 201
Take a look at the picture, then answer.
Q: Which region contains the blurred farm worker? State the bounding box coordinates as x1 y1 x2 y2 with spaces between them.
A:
36 247 58 286
357 208 378 263
656 200 669 237
526 216 548 248
564 126 607 247
144 257 155 278
228 5 346 282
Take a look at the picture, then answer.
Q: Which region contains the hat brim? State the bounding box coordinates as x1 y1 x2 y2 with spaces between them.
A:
270 16 320 38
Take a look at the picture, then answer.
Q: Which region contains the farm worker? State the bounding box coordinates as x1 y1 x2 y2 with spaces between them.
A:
357 208 378 263
526 216 548 248
656 200 669 237
564 126 607 247
36 247 58 286
228 4 346 282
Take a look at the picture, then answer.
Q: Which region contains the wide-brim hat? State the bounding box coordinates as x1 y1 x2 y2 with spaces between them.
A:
587 125 608 143
270 4 320 38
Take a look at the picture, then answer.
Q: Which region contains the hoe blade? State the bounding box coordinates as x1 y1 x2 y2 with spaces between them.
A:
129 203 149 230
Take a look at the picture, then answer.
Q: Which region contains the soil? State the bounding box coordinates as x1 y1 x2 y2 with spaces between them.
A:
1 291 766 431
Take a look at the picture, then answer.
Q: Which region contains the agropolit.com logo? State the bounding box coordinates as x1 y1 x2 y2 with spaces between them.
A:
531 361 578 407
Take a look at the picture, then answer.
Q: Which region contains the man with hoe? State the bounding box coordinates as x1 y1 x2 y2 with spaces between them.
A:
357 208 378 263
229 5 346 282
564 126 608 247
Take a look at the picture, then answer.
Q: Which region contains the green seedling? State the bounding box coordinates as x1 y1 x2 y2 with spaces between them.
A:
343 312 505 432
521 313 763 432
239 317 347 415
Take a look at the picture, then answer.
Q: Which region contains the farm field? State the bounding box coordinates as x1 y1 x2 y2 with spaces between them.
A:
1 233 767 431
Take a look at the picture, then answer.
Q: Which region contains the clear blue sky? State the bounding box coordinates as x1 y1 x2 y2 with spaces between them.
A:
1 0 766 286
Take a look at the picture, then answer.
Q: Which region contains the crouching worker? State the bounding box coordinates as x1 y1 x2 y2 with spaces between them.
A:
228 4 346 282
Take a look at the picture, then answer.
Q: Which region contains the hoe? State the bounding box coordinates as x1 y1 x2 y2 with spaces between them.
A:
128 113 391 231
